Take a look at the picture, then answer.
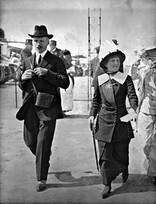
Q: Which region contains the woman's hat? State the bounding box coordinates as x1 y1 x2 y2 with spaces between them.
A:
99 40 125 68
28 25 53 39
140 45 156 60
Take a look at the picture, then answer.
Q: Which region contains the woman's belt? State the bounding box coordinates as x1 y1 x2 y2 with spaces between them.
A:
101 104 125 111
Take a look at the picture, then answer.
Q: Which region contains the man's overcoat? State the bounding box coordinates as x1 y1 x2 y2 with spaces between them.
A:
16 51 69 121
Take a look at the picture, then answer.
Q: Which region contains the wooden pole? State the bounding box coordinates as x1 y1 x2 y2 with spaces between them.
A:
14 72 18 108
88 8 91 110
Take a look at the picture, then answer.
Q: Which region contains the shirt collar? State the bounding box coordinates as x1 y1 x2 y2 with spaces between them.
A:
36 50 47 62
98 72 127 86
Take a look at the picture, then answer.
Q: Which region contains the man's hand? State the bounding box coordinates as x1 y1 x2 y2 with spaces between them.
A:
34 67 48 77
89 116 95 131
21 69 34 81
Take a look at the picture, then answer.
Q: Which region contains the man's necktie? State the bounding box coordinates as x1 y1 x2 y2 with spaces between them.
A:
38 55 42 65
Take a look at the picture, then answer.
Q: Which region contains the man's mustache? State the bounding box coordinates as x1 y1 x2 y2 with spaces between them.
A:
37 45 42 49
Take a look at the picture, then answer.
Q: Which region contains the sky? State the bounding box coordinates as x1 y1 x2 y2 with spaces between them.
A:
0 0 156 62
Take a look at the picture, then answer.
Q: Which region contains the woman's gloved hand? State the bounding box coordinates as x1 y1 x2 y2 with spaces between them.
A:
128 108 137 120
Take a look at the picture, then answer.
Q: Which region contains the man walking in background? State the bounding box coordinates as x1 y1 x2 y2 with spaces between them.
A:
49 39 62 57
19 39 33 98
20 39 33 63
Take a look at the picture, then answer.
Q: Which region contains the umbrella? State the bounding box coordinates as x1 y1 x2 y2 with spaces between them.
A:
72 55 87 59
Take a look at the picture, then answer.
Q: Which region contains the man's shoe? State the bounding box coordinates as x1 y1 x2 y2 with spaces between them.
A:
152 177 156 185
122 168 129 183
101 184 111 199
36 181 47 192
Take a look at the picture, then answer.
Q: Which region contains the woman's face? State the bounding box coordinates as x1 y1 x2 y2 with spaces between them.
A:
106 56 120 74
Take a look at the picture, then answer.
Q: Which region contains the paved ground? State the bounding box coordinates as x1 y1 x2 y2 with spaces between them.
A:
0 77 156 204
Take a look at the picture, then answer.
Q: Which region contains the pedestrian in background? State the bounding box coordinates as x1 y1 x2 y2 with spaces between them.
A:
20 39 33 63
89 40 138 199
90 46 100 80
60 49 75 113
16 25 69 192
49 39 62 57
137 46 156 185
19 39 33 98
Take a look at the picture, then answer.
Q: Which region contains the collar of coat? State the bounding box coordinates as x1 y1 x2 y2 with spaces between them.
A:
98 71 127 86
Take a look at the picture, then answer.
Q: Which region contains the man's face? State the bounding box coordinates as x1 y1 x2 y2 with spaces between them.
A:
49 43 56 50
27 44 33 51
63 54 72 63
33 37 49 53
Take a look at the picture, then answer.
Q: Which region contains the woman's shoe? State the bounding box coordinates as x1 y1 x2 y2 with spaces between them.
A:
122 168 129 183
101 184 111 199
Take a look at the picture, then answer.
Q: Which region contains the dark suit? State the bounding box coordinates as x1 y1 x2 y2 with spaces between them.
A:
16 51 69 181
50 47 62 57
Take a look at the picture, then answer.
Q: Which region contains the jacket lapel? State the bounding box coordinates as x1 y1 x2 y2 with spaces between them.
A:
40 51 51 68
100 79 116 107
29 54 36 69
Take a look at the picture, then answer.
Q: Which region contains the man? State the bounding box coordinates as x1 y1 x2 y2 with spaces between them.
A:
20 39 33 63
49 40 62 57
16 25 69 192
90 46 100 79
20 39 33 98
60 50 75 113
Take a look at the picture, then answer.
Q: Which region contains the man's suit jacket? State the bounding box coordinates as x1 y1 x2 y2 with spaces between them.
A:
16 51 69 121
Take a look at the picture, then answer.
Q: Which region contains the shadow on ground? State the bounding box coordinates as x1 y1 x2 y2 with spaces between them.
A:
47 171 156 195
111 174 156 195
63 114 89 119
47 171 101 188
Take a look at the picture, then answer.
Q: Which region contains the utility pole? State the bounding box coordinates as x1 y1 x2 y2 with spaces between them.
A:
88 8 101 110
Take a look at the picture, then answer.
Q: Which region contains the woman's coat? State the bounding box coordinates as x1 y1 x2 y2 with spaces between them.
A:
90 72 138 143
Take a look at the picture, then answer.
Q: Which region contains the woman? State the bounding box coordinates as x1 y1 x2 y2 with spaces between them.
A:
60 50 75 113
89 40 138 199
137 48 156 185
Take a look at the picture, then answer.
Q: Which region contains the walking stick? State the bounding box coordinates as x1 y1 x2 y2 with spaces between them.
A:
92 128 99 172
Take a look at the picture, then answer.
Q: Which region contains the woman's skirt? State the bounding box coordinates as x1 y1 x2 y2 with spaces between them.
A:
98 139 130 185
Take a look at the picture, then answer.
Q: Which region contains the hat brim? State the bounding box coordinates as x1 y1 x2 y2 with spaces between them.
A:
102 51 126 64
100 50 125 73
28 34 53 39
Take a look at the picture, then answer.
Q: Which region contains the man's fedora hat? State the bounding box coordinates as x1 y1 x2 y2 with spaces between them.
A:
28 25 53 39
49 40 57 45
25 39 33 45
